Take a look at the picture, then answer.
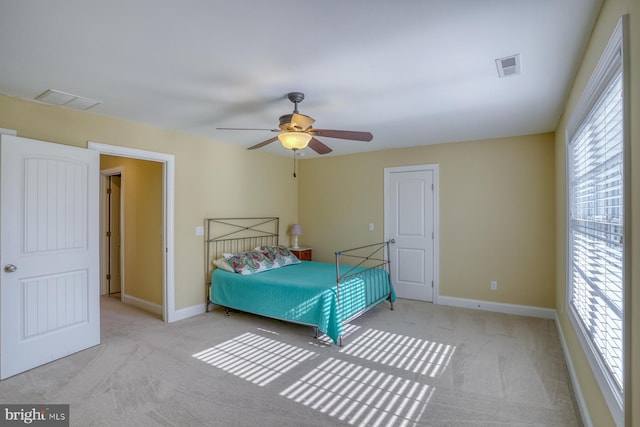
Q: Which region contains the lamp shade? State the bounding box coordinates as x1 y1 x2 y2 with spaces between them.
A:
290 224 303 235
278 132 312 150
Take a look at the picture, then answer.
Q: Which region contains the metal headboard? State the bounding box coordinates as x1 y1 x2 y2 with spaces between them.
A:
204 217 279 285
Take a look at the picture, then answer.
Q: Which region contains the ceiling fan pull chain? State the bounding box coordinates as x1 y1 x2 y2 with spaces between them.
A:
293 149 297 178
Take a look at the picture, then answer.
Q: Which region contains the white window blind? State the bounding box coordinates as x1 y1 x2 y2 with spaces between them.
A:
569 70 623 388
566 17 627 424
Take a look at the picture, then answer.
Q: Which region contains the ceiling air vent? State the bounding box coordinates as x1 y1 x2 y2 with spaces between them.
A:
495 54 521 78
35 89 101 110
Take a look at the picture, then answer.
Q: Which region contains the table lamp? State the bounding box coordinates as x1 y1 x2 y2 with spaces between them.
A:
290 224 302 249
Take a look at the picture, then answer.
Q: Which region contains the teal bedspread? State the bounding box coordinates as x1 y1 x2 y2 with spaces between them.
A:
211 261 395 344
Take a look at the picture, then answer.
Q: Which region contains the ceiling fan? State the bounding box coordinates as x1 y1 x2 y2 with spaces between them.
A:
216 92 373 155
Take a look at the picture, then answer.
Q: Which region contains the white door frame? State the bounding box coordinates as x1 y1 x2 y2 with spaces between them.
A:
100 167 124 297
384 164 440 303
89 142 176 323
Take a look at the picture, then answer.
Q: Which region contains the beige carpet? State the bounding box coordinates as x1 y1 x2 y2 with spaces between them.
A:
0 296 581 426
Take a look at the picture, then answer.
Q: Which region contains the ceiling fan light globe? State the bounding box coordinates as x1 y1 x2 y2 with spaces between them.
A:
278 132 312 150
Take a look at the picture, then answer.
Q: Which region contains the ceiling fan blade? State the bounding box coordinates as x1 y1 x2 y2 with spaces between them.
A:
217 127 279 132
307 137 333 155
291 113 315 131
247 136 279 150
311 129 373 141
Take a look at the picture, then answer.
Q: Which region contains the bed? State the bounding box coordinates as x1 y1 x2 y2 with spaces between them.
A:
205 217 395 345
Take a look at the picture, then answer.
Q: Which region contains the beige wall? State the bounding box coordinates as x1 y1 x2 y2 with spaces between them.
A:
100 155 163 305
0 94 299 310
554 0 637 426
299 133 556 309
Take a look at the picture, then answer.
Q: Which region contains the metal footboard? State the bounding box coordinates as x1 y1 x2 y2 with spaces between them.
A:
335 241 395 346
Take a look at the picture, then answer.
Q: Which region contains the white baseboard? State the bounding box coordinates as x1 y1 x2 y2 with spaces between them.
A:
554 312 592 427
122 294 163 316
0 128 17 136
172 303 207 322
437 296 556 319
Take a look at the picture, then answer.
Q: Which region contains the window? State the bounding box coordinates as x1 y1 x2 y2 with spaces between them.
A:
566 17 628 426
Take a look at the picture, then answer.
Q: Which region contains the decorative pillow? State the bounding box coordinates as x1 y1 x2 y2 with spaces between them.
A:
213 257 235 272
224 250 275 275
255 245 301 267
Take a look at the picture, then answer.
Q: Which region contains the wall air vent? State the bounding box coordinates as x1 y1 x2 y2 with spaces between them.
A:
495 54 521 78
35 89 101 111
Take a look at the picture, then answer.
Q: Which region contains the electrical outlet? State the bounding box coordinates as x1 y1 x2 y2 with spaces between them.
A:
195 226 204 236
490 280 498 291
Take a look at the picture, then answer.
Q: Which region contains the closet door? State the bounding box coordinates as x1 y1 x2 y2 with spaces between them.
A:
385 165 437 302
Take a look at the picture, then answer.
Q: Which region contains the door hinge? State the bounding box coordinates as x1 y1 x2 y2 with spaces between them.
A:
106 188 112 194
431 281 434 288
106 231 111 237
106 274 111 280
431 183 434 190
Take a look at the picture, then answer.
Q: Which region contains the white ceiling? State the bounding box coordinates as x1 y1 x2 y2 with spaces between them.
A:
0 0 602 157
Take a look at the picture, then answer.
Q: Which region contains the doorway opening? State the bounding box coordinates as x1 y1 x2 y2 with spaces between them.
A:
89 142 176 323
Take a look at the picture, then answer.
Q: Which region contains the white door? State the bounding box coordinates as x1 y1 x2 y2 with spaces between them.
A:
385 165 438 302
1 135 100 379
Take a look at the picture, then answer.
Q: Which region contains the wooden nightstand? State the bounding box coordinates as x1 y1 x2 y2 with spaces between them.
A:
290 247 312 261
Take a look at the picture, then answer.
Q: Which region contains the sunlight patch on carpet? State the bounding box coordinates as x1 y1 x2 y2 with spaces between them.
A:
280 357 433 426
340 328 455 377
192 332 316 386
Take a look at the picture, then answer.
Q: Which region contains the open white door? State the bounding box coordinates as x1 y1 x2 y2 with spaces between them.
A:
1 135 100 379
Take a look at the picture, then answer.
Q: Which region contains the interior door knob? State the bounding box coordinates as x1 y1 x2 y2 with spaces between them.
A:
390 239 396 244
4 264 17 273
